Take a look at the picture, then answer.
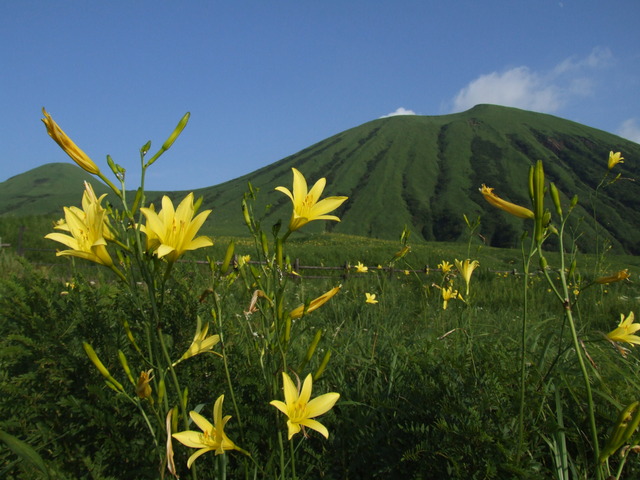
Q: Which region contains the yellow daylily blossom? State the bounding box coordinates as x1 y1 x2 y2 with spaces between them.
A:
595 269 630 284
270 372 340 440
140 193 213 263
237 255 251 267
365 293 378 304
172 395 243 468
455 258 480 296
175 316 220 365
441 286 463 310
480 184 534 220
607 312 640 346
355 262 368 273
289 286 341 319
275 168 348 232
438 260 453 275
41 108 101 175
45 182 114 267
608 151 624 170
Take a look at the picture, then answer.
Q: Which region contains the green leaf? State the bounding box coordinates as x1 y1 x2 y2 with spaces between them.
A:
0 428 50 479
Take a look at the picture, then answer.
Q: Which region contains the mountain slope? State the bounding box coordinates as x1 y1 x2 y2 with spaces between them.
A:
0 163 111 216
195 104 640 253
2 105 639 253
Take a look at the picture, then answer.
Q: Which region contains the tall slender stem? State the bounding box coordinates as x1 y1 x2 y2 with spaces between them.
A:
516 238 536 462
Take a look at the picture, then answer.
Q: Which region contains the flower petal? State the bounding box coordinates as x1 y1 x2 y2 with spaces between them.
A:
298 418 330 439
189 411 213 434
172 431 207 449
187 447 215 469
306 392 340 418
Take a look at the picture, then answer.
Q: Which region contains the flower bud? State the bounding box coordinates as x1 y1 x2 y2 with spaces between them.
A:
83 342 124 392
118 350 135 385
550 182 562 217
220 240 235 274
162 112 190 151
314 350 332 380
241 199 252 229
570 195 578 210
42 108 101 175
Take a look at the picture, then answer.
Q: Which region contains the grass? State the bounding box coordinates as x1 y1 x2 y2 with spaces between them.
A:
1 235 640 478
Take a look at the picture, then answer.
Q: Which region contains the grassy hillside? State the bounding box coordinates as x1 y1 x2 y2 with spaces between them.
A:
0 163 111 216
2 104 639 253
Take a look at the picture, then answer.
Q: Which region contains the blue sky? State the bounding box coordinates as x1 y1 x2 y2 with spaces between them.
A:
1 1 639 191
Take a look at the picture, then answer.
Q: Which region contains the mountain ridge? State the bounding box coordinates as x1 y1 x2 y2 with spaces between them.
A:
2 104 639 253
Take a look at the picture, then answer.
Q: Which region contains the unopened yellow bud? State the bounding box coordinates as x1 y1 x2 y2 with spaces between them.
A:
41 108 101 175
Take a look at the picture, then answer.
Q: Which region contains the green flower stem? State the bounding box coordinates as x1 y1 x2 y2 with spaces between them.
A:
157 328 188 425
564 305 601 478
212 294 245 439
516 237 536 462
97 170 122 198
554 219 602 479
536 210 602 479
278 431 286 480
614 452 628 480
289 438 297 480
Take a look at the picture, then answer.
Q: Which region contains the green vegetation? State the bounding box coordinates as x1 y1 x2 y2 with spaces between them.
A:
2 235 639 478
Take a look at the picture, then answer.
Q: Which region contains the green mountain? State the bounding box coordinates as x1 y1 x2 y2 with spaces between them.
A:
2 104 639 253
0 163 112 216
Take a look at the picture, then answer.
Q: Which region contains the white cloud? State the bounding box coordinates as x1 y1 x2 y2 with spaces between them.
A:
451 47 612 114
553 47 612 74
452 67 562 113
380 107 417 118
618 118 640 144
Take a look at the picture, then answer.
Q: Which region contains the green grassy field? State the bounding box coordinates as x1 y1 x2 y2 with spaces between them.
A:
2 229 639 478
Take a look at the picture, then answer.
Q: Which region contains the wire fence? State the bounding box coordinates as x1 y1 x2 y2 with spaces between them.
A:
3 239 528 281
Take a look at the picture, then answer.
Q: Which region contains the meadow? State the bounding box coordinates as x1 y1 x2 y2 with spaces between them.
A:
2 224 640 479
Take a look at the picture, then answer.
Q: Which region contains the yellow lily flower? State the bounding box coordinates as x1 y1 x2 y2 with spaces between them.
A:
237 255 251 267
441 286 462 310
45 182 114 267
595 269 630 284
479 184 534 219
41 108 101 175
607 312 640 346
175 316 220 365
289 286 341 319
270 372 340 440
438 260 453 274
455 258 480 296
354 261 368 273
140 193 213 263
608 151 624 170
172 395 242 468
275 168 348 232
365 293 378 304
